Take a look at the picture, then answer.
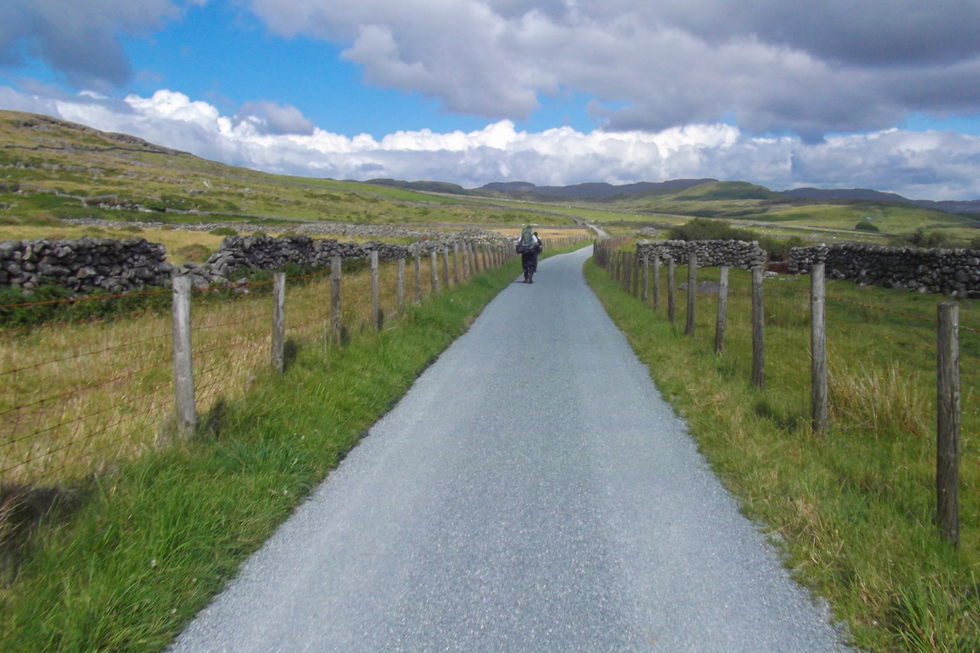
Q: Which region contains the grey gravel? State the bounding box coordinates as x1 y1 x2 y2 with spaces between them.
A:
170 247 851 653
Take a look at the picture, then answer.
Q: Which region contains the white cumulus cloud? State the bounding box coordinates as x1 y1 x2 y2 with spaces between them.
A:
3 86 980 200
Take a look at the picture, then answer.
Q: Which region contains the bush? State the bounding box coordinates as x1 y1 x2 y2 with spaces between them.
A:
142 201 167 212
208 227 238 236
902 227 949 248
668 217 758 242
759 236 805 261
856 222 880 232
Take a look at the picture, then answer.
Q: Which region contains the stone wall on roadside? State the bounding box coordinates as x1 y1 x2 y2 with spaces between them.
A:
0 237 173 293
789 243 980 297
635 239 767 269
0 231 512 294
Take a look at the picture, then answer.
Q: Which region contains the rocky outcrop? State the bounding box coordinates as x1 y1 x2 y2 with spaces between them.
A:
789 243 980 297
636 239 767 269
0 237 172 293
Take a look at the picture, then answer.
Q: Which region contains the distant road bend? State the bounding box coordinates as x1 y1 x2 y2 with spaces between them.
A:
172 247 850 652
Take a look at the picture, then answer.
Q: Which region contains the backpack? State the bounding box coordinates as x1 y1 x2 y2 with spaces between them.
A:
516 226 534 254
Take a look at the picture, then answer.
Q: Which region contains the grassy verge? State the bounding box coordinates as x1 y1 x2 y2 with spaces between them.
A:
0 243 587 652
584 258 979 652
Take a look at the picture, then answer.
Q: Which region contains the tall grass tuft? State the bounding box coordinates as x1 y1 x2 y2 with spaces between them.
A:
828 355 930 439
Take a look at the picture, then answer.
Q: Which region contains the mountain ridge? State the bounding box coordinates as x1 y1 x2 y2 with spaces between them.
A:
363 177 980 214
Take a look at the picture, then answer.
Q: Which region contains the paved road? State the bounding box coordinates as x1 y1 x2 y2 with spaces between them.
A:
171 247 849 652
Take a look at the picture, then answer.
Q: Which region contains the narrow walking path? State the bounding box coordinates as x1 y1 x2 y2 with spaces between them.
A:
171 247 849 652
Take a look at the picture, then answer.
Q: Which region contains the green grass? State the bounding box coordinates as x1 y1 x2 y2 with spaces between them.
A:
585 257 980 652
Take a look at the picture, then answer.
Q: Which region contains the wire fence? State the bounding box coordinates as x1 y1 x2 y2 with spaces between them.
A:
595 239 979 552
1 234 588 489
0 236 544 489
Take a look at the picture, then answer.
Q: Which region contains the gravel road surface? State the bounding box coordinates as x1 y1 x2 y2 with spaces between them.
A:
171 246 850 652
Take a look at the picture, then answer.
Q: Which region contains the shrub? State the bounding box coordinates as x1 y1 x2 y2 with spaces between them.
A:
759 235 804 261
142 201 167 212
208 227 238 236
856 222 880 232
668 217 758 242
902 227 948 248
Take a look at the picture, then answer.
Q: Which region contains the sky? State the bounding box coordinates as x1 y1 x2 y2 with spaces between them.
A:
2 0 980 200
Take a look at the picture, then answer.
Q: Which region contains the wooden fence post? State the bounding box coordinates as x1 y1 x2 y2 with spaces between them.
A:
937 302 961 547
371 251 382 330
453 243 460 285
397 258 405 312
633 253 640 297
642 255 649 301
752 266 765 389
414 249 422 303
462 241 470 278
330 255 342 342
715 266 728 354
667 257 676 324
482 245 488 270
431 250 440 294
685 252 697 336
272 272 285 373
653 256 661 309
171 275 196 438
811 262 827 434
441 248 450 288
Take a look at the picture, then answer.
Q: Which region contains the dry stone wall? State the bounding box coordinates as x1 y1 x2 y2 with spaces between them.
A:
0 237 172 293
0 230 509 295
789 243 980 297
636 239 767 269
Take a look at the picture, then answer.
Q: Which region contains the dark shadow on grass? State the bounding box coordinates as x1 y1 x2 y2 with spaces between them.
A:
0 483 84 584
754 398 808 433
284 338 300 371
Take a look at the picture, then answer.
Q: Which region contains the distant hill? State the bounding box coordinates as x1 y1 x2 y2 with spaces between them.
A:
477 179 716 201
782 187 980 214
366 176 980 215
674 181 780 201
365 178 469 195
781 187 912 203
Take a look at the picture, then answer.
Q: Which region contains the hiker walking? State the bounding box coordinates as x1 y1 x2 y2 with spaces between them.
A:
515 226 542 283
